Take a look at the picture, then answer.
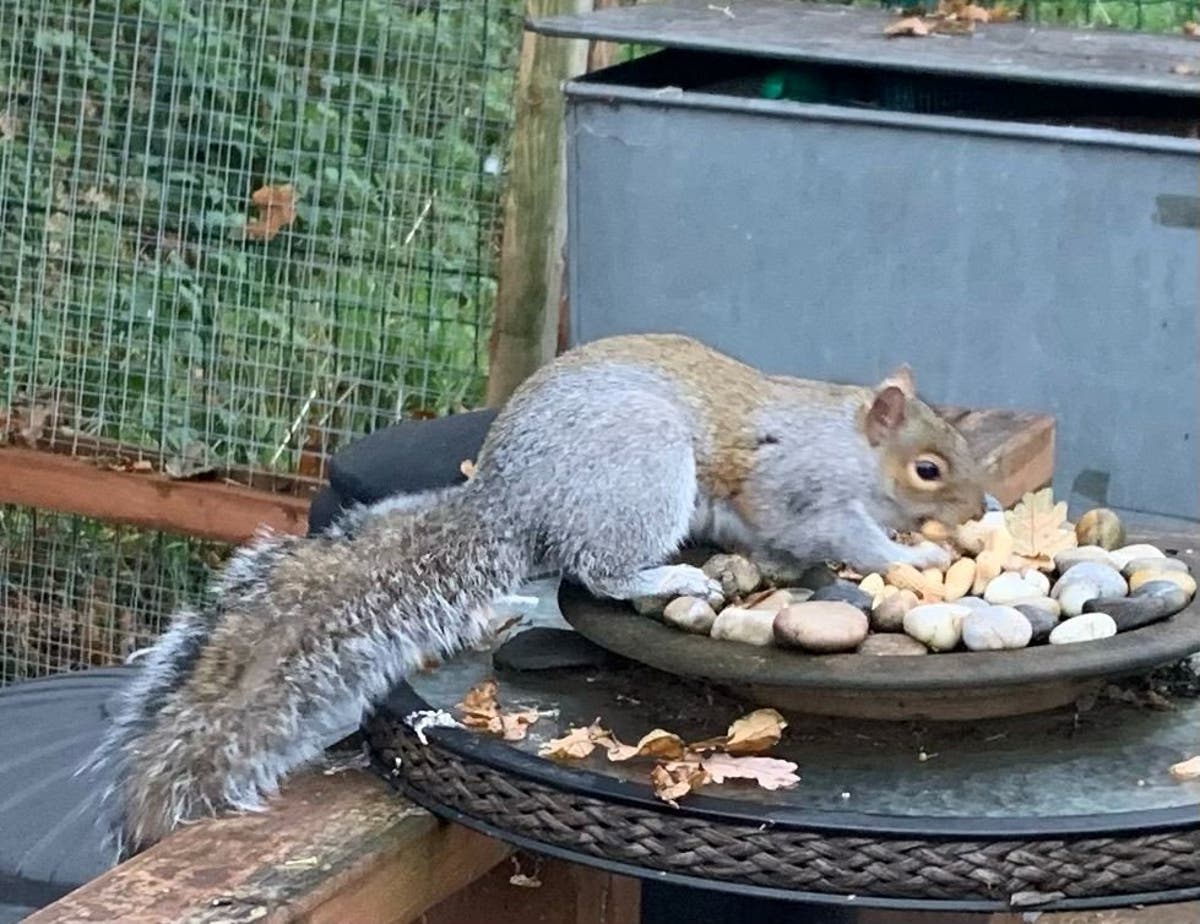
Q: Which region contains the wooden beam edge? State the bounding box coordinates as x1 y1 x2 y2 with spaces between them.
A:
0 446 311 544
24 769 511 924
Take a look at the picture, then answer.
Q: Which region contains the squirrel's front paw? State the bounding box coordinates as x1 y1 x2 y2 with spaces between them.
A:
652 565 725 605
899 541 952 571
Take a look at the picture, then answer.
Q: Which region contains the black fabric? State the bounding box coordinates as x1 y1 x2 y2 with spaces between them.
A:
328 408 497 504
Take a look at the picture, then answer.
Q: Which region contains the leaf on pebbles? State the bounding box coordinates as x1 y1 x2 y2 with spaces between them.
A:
1004 488 1077 559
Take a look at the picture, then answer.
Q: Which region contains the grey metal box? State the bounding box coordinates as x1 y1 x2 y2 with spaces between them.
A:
533 0 1200 519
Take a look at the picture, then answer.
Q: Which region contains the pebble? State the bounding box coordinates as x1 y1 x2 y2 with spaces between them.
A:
984 572 1043 606
778 587 815 603
1014 604 1059 643
711 607 776 646
1074 508 1125 550
811 580 874 614
774 602 869 653
858 633 929 656
1049 612 1117 645
662 596 717 634
749 590 794 613
703 554 762 598
1020 569 1052 597
961 606 1033 651
1054 546 1118 572
1008 595 1061 617
1120 557 1189 580
871 588 919 632
858 573 886 598
1084 581 1191 632
1051 562 1128 616
955 596 990 609
903 603 969 652
1127 569 1197 597
1109 544 1166 572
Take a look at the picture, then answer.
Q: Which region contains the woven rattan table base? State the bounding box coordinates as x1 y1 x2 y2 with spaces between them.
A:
367 714 1200 904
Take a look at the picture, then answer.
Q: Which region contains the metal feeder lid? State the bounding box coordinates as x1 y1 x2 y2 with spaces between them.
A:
528 0 1200 98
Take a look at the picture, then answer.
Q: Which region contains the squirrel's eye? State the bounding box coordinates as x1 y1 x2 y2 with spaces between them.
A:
915 460 941 481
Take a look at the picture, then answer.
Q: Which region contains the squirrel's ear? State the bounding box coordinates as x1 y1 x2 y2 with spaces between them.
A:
865 385 907 446
878 364 916 398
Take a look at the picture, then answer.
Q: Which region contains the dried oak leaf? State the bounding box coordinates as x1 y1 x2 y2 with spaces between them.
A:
1171 62 1200 76
884 15 931 36
988 3 1020 21
701 753 801 791
460 458 477 479
1169 755 1200 780
1184 21 1199 37
650 760 710 807
456 679 540 742
538 721 613 760
243 183 296 241
724 708 788 755
607 728 687 762
958 3 991 21
1003 488 1076 560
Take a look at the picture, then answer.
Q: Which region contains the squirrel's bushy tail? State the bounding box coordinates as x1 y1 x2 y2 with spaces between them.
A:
84 482 531 858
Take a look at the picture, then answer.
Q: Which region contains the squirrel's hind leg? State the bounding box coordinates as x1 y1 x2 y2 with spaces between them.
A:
536 402 710 602
585 564 721 602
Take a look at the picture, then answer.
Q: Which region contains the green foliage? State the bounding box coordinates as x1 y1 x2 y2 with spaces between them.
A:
1 0 520 473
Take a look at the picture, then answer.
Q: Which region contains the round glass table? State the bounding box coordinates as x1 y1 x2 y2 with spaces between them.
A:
366 523 1200 918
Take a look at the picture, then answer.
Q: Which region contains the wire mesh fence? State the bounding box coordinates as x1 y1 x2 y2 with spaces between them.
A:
0 504 224 684
1 0 519 485
0 0 521 684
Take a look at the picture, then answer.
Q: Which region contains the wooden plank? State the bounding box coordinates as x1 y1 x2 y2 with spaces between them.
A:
585 0 625 72
24 769 511 924
939 406 1056 508
423 856 641 924
486 0 591 406
0 446 311 544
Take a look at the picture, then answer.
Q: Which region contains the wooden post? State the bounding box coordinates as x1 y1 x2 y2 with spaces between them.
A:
486 1 591 407
586 0 625 72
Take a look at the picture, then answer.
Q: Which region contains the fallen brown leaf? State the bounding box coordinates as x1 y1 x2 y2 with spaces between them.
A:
958 2 991 20
538 721 613 760
243 183 297 241
988 3 1020 21
1004 488 1076 560
456 679 541 742
700 753 801 791
1171 62 1200 76
1169 755 1200 780
607 728 687 762
460 458 476 479
1184 21 1199 37
724 708 788 755
884 15 931 36
650 760 710 807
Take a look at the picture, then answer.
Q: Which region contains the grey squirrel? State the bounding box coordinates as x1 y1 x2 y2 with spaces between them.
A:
88 333 986 856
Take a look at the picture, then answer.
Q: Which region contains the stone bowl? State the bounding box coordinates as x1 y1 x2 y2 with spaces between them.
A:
558 535 1200 721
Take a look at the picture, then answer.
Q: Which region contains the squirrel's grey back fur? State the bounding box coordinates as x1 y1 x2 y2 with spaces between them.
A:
86 333 984 856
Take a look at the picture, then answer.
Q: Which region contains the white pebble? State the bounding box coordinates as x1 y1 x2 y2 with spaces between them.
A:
1049 613 1117 645
984 572 1040 605
662 596 717 634
1110 544 1166 571
711 607 776 646
903 603 969 652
